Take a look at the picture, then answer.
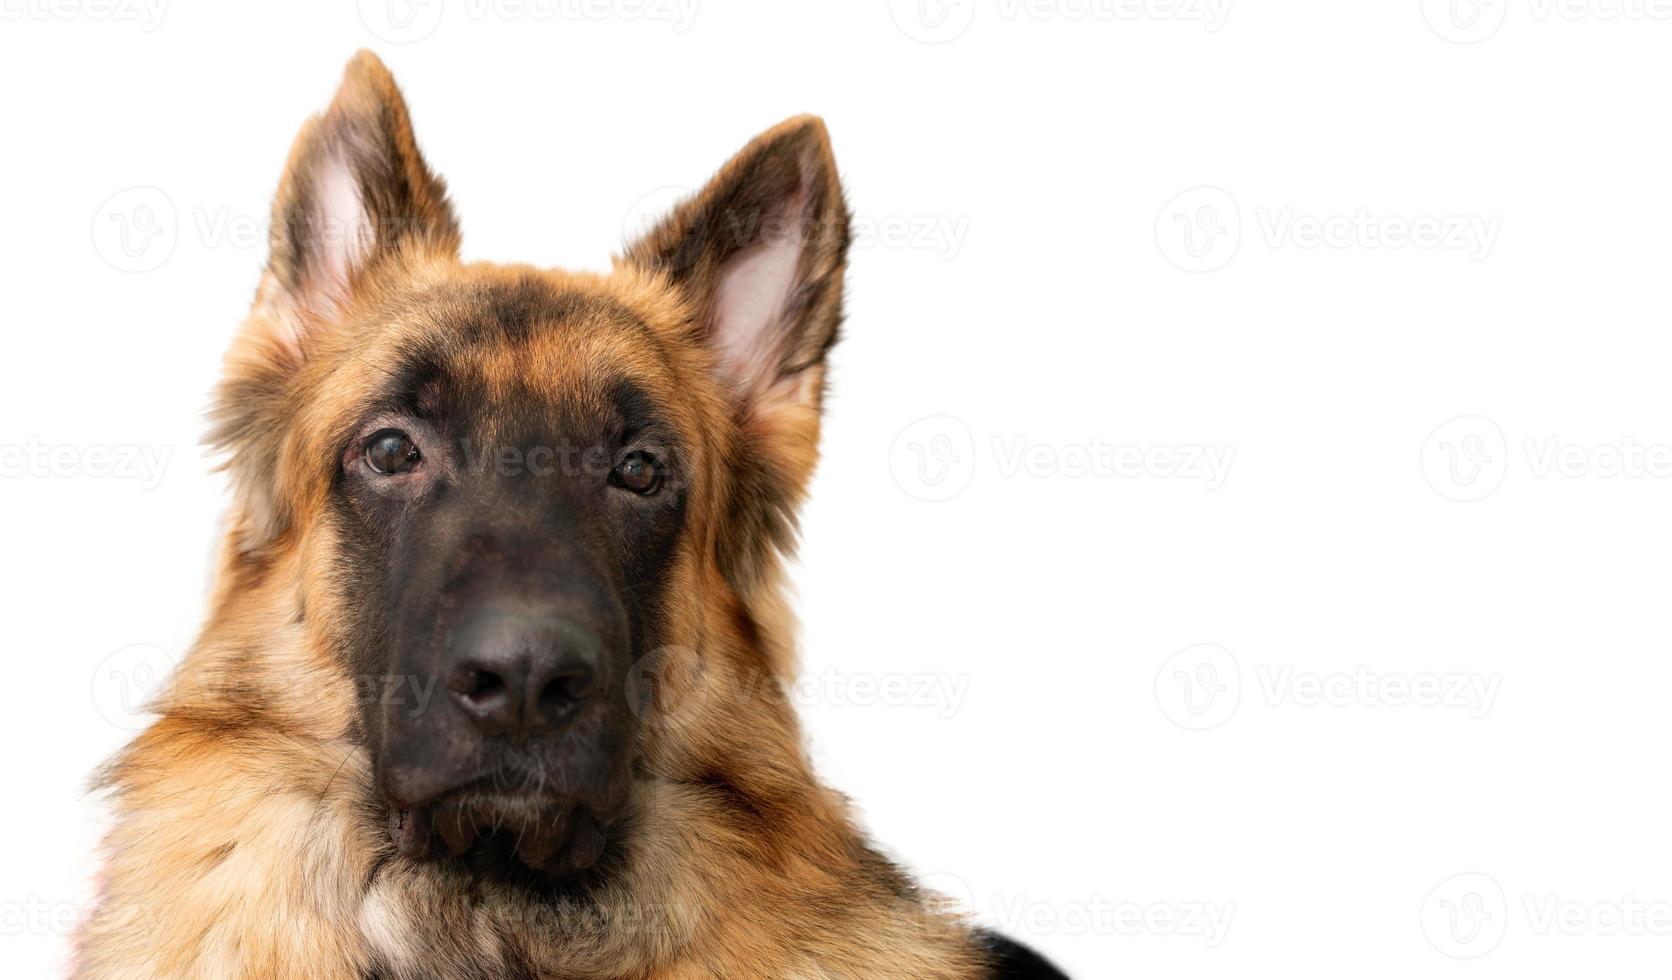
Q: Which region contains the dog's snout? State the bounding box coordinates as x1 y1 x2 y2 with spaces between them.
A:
443 605 601 741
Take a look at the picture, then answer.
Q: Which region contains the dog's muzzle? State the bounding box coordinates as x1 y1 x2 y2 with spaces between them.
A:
378 591 635 873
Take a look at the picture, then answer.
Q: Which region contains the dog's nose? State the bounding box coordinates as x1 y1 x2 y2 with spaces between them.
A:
442 606 600 740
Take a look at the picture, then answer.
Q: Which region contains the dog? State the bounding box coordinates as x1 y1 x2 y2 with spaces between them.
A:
75 51 1068 979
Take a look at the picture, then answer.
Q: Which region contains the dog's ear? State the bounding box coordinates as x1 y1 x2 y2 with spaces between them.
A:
215 52 457 552
621 119 849 598
625 115 849 409
260 49 459 356
622 116 850 591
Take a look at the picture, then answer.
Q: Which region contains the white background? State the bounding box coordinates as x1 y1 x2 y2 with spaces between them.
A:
3 1 1672 977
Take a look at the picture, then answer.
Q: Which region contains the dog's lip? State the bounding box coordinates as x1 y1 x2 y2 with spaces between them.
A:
382 766 626 870
385 783 610 871
385 769 572 812
383 760 628 821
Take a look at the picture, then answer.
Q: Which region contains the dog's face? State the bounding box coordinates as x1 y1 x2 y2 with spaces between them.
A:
211 53 847 880
335 279 696 875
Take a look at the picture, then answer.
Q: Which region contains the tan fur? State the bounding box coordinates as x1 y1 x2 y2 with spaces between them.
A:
76 52 984 980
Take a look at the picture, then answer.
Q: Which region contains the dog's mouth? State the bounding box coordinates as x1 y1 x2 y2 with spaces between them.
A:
386 785 612 873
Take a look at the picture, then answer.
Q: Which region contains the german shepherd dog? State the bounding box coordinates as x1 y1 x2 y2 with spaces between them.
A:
76 52 1067 979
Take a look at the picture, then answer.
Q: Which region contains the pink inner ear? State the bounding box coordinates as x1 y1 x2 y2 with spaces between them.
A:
709 194 807 395
266 151 373 359
309 149 373 310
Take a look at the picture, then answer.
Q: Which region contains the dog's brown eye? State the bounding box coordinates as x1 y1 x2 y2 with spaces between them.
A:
365 429 420 475
613 451 661 495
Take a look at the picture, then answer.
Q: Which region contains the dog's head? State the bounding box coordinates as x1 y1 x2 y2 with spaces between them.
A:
210 52 847 879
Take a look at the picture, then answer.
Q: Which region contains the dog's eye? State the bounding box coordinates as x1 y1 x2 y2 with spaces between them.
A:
612 451 662 495
365 429 420 475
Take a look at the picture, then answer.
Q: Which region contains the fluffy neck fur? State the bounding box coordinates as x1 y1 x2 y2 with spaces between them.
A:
77 526 983 979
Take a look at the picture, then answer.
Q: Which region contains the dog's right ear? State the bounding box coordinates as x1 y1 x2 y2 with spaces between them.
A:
215 52 457 552
257 50 459 361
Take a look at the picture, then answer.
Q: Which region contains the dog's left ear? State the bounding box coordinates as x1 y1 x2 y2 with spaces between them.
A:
623 117 850 588
625 115 849 413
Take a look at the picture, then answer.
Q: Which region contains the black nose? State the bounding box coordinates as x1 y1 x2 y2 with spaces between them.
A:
443 605 600 740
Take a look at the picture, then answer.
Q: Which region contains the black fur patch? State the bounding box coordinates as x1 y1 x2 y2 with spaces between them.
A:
975 929 1071 979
